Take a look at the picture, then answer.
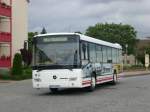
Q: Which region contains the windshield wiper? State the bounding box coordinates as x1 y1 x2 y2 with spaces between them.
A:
32 64 79 71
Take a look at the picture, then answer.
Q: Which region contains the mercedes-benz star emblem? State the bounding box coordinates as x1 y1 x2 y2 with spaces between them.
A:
53 75 57 79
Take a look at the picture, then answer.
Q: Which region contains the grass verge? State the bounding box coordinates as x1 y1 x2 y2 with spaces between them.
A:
0 67 32 81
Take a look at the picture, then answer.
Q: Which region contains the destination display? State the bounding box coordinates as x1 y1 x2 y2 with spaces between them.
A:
35 35 79 44
43 37 68 42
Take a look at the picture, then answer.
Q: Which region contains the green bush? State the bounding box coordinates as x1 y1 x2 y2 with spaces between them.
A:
0 69 11 80
22 74 32 80
0 66 32 81
24 67 32 74
22 67 32 79
0 74 11 80
11 53 23 76
123 65 145 71
11 67 32 80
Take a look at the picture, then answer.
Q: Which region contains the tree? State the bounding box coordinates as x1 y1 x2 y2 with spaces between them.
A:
41 27 47 34
12 53 23 75
85 23 137 54
19 32 37 67
28 32 38 51
74 31 82 34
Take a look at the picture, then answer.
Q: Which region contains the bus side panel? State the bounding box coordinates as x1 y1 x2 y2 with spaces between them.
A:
82 77 91 87
96 75 113 84
96 63 113 84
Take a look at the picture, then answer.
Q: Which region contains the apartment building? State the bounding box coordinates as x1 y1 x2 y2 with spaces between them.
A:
0 0 29 68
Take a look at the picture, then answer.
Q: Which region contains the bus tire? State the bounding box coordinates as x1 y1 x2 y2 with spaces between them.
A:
87 76 96 92
112 72 117 85
50 88 58 93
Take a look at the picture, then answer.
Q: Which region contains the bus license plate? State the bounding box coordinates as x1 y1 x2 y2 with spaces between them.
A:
49 85 60 88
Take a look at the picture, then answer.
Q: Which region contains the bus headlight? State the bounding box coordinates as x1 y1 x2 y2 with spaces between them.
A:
69 77 77 81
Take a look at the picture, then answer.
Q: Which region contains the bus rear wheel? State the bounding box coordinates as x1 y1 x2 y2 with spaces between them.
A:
50 88 58 93
112 73 117 85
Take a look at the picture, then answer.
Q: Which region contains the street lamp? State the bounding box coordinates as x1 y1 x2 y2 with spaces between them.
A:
125 44 128 65
24 40 28 50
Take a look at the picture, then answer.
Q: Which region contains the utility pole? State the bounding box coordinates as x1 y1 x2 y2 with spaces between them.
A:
125 44 128 65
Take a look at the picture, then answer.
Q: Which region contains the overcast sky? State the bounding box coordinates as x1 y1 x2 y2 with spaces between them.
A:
29 0 150 38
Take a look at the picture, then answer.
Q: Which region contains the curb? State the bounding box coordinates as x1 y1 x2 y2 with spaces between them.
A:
119 72 150 78
0 80 12 83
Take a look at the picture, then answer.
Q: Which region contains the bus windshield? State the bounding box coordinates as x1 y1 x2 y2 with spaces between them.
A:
33 35 80 68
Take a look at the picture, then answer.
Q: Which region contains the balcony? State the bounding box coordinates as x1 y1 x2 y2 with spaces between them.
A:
0 56 11 67
0 2 11 17
0 32 11 42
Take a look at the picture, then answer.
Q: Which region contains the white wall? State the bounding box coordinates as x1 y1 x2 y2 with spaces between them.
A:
1 0 10 5
12 0 28 62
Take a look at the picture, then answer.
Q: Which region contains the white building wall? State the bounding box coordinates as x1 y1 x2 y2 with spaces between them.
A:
12 0 28 62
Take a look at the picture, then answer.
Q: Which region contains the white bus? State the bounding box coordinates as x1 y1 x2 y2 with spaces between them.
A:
32 33 122 92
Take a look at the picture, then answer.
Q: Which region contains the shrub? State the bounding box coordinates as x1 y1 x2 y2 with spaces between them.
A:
0 74 11 80
22 67 32 79
11 53 23 76
0 66 32 81
123 64 145 71
24 67 32 75
0 69 10 80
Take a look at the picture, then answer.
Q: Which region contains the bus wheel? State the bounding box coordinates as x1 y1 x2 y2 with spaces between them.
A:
112 73 117 85
87 76 96 92
50 88 58 93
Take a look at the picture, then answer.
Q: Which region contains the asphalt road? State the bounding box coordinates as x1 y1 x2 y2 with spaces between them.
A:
0 75 150 112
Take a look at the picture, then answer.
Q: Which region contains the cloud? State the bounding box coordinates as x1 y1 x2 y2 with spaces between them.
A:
28 0 150 38
81 0 141 4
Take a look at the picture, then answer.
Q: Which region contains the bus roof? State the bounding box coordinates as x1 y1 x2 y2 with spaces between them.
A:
34 32 122 49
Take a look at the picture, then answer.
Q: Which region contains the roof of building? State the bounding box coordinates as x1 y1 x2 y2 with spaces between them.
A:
136 39 150 48
35 32 122 49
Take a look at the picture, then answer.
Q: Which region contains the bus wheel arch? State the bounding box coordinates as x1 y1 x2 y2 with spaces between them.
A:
87 72 96 92
92 71 97 79
114 69 117 74
50 88 58 93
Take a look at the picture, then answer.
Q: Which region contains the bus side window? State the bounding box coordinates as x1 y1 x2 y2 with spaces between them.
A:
119 50 122 63
81 41 89 65
107 47 112 63
89 43 96 63
96 45 102 63
112 48 117 63
116 49 119 63
102 46 107 63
